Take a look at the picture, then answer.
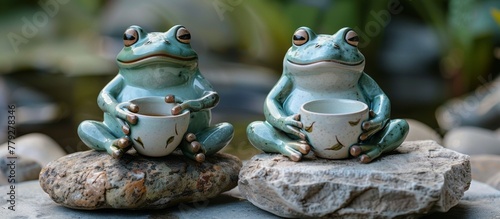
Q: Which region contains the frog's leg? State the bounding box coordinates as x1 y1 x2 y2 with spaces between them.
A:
78 120 131 158
350 119 409 163
179 122 234 162
247 121 310 161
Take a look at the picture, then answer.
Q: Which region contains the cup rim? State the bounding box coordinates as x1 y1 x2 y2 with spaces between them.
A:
117 96 189 118
300 98 368 116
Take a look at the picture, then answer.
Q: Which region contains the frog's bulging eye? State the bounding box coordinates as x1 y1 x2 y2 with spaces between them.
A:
345 30 359 47
123 28 139 47
292 29 309 46
176 27 191 44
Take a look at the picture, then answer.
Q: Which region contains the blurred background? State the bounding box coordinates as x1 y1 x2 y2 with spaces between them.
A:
0 0 499 160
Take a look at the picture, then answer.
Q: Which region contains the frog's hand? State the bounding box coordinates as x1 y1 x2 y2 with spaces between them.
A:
359 110 387 141
98 75 125 113
108 103 138 158
114 102 139 127
280 114 306 140
264 75 296 131
171 91 219 115
109 137 133 158
351 119 409 163
358 73 390 140
165 94 185 104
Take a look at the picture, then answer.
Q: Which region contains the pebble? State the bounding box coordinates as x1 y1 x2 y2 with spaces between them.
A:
444 127 500 155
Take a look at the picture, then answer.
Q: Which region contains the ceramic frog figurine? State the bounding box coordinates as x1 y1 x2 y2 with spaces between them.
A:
247 27 409 163
78 25 234 162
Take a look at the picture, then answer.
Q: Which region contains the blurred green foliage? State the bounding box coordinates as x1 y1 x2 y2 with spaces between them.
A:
1 0 497 81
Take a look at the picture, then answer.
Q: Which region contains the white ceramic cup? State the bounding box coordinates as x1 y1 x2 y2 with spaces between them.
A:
300 99 369 159
116 96 190 157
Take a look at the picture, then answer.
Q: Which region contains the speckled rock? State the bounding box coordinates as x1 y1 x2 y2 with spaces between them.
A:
239 140 471 218
39 150 241 210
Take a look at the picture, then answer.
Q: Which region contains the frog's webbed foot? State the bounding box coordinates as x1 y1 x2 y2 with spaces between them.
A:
78 120 134 158
282 140 311 162
180 133 206 162
109 137 132 158
349 144 382 163
181 123 234 162
247 121 311 162
350 119 409 163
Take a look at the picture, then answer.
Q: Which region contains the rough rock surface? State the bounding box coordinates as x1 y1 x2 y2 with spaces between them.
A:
239 140 471 218
424 180 500 218
39 150 241 209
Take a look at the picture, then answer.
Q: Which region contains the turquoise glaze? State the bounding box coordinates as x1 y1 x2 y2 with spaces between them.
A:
78 25 234 162
247 27 409 163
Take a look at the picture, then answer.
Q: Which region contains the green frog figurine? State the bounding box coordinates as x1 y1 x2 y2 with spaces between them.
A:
78 25 234 162
247 27 409 163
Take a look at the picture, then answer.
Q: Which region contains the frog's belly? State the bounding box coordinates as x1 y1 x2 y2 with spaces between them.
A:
283 88 367 115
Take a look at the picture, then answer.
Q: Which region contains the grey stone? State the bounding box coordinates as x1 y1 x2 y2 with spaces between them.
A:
239 140 471 218
0 133 66 167
485 172 500 191
0 155 41 184
0 133 66 185
444 127 500 155
3 180 500 219
469 155 500 190
405 119 442 144
1 180 279 219
424 180 500 218
39 150 241 210
470 155 500 188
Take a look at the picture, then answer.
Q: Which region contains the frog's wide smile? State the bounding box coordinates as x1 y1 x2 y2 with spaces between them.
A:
285 58 365 73
117 53 197 64
286 59 364 66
